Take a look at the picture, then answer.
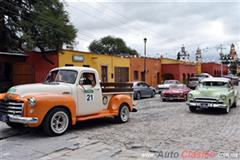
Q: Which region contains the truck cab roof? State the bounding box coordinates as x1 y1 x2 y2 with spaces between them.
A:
51 66 97 73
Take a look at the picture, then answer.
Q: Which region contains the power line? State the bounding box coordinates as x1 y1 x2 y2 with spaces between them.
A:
94 1 160 36
66 3 144 38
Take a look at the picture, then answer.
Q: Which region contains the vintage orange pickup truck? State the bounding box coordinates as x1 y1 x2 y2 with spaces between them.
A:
0 67 136 136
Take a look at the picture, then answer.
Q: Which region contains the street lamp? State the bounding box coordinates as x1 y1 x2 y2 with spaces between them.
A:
144 38 147 82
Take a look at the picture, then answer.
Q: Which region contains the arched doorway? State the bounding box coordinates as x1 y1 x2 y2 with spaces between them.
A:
162 73 174 81
182 73 186 84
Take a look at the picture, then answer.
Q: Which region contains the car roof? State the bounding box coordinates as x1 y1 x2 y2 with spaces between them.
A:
164 80 178 81
201 77 230 83
131 81 146 85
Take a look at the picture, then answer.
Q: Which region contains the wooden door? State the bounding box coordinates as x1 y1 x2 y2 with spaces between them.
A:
114 67 129 82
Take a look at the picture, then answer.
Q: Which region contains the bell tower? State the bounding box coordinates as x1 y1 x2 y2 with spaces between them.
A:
229 43 237 60
195 47 202 62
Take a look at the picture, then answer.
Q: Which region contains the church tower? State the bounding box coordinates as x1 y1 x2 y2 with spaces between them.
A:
229 43 237 60
195 47 202 62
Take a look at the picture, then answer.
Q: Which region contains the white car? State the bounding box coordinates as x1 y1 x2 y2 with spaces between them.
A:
157 80 181 94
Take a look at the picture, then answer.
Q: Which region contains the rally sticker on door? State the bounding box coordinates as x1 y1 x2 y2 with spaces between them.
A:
86 93 94 102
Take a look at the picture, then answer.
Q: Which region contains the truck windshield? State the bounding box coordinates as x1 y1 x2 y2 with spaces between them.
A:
200 81 228 88
45 70 78 84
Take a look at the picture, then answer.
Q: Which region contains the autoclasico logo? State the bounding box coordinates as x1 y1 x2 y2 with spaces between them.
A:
141 149 217 159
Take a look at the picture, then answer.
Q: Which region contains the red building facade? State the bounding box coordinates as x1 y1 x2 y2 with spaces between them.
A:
201 62 228 76
26 52 59 83
161 63 196 83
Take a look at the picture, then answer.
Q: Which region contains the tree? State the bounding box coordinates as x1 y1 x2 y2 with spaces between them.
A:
0 0 77 56
89 36 138 55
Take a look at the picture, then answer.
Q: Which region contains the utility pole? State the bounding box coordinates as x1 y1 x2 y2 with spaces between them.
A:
144 38 147 82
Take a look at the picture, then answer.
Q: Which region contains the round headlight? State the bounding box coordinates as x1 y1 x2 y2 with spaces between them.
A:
220 95 226 100
188 93 193 98
28 97 37 107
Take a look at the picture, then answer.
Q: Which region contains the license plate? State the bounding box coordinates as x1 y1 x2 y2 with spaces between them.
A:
0 113 9 122
200 103 208 108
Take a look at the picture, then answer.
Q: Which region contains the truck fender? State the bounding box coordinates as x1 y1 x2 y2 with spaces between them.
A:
24 94 77 127
107 95 134 114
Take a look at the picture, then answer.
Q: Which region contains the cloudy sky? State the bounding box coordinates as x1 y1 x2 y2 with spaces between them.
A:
64 0 240 61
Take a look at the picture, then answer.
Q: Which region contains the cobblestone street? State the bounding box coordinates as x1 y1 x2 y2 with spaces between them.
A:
1 93 240 160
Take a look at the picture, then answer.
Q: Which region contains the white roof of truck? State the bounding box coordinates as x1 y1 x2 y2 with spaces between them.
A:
51 66 97 72
201 77 230 83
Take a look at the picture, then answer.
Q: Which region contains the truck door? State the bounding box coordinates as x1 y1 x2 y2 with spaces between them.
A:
76 72 103 116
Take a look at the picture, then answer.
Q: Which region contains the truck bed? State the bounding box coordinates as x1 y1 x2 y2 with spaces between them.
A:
100 82 133 93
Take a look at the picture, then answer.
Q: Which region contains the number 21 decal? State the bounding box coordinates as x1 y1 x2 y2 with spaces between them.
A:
86 94 94 102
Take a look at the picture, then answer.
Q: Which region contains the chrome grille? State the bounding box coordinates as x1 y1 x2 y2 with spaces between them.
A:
0 100 24 116
190 98 223 104
164 94 179 97
194 98 217 103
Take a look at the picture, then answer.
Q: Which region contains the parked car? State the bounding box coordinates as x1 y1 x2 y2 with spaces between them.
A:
195 73 213 79
187 73 213 89
161 85 191 101
223 75 239 86
157 80 181 94
187 77 238 114
187 77 200 89
133 81 156 100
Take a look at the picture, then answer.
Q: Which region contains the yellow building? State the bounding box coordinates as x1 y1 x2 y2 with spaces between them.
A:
195 62 202 74
58 50 130 82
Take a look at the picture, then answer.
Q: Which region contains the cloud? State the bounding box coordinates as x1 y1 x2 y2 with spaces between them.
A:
64 0 240 61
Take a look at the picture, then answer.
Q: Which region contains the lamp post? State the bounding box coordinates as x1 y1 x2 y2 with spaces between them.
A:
144 38 147 82
219 52 223 76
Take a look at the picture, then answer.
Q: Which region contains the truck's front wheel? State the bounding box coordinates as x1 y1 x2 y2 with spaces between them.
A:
115 104 130 123
43 108 70 136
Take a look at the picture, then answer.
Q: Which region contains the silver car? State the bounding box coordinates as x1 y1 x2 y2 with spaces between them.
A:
133 81 156 100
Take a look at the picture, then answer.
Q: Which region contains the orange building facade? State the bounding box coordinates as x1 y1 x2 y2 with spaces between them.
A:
130 57 161 87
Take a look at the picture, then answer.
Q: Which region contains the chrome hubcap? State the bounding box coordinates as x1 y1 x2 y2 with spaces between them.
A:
51 111 69 134
120 106 129 122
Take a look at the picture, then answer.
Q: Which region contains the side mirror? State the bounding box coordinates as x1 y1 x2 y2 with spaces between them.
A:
79 78 85 85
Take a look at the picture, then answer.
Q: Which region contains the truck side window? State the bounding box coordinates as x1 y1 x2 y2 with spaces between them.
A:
81 73 96 87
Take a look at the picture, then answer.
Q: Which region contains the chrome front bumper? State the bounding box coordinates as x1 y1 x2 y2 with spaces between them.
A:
8 115 38 124
162 96 185 100
186 102 227 108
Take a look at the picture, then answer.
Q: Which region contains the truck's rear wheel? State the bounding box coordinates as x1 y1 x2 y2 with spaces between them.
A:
43 108 70 136
115 104 130 123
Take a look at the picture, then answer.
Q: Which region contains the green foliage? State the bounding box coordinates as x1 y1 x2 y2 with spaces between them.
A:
0 0 77 52
89 36 138 55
